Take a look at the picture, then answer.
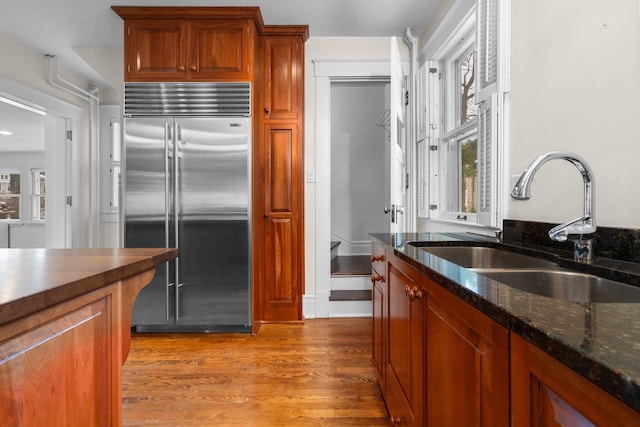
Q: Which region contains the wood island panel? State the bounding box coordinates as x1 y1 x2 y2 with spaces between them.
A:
0 248 177 427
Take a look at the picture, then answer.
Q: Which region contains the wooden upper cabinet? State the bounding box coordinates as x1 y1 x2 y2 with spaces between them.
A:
126 20 188 80
263 36 303 120
122 17 252 81
189 21 252 80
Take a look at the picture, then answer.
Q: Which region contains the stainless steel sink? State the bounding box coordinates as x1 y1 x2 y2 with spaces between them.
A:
479 270 640 303
419 246 558 269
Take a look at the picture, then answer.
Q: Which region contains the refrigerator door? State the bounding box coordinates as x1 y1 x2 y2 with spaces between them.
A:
124 117 175 326
175 117 251 328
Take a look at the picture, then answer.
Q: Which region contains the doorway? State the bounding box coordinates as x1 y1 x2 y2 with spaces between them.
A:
330 81 390 257
313 60 394 318
0 76 81 248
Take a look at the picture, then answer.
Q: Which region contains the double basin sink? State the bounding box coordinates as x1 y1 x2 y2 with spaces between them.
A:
414 246 640 304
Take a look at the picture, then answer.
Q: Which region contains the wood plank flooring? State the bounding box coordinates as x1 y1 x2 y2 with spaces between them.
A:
122 318 389 426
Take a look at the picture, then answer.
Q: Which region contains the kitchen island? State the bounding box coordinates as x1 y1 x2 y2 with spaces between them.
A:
371 231 640 425
0 248 177 427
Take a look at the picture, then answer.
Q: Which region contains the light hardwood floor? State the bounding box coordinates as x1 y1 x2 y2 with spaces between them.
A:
122 318 389 426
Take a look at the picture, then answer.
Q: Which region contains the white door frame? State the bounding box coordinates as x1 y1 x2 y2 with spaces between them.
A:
0 75 82 248
312 60 392 319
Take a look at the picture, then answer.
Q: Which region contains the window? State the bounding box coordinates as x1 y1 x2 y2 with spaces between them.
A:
99 105 121 219
422 0 507 228
0 170 21 220
31 169 45 221
437 16 479 222
110 119 121 211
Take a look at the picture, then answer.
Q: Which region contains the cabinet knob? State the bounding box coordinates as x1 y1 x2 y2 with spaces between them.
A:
190 65 197 71
389 415 401 425
370 255 384 262
264 107 269 114
370 274 384 284
405 285 423 301
264 213 269 219
177 66 185 72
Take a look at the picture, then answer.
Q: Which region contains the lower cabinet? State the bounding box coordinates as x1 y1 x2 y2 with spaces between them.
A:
426 278 509 426
374 245 640 426
371 242 386 393
511 334 640 426
385 252 425 426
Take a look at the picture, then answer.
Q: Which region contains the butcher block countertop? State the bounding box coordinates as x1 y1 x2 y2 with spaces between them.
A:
0 248 178 326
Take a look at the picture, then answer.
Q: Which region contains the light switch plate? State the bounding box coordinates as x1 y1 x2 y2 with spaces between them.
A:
307 169 316 183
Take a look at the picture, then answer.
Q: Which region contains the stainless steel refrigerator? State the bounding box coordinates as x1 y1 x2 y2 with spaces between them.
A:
122 82 252 332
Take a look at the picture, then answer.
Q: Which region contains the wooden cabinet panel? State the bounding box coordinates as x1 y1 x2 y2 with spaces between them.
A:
126 20 187 80
263 36 301 120
265 125 294 212
371 245 386 392
189 21 251 80
511 334 640 426
426 280 509 427
0 297 111 426
385 253 425 426
259 123 303 321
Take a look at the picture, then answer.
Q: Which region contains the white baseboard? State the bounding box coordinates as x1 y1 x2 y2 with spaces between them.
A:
303 294 316 319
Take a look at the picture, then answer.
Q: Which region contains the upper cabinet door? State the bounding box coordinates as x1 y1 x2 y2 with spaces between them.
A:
263 36 302 120
124 19 252 82
126 20 188 81
189 21 252 80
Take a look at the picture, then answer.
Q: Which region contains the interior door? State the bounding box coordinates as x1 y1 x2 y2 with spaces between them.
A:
388 37 407 233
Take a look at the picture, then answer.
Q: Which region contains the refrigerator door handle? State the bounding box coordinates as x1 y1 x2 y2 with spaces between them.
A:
164 122 174 322
174 122 182 322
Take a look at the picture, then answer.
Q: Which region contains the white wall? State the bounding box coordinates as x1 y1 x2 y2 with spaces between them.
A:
0 34 90 246
330 83 388 254
507 0 640 228
418 0 640 231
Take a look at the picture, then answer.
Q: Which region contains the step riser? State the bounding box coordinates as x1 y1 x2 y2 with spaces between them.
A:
330 275 371 291
329 300 372 318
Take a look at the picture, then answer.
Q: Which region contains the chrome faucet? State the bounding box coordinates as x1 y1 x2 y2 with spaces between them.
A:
511 151 596 262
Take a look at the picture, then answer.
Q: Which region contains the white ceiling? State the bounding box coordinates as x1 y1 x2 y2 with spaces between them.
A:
0 0 439 152
1 0 439 83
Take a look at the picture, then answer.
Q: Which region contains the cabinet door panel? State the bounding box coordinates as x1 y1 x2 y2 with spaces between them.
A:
260 124 302 321
0 298 110 426
264 37 301 120
386 256 425 426
426 281 509 427
511 334 640 426
126 20 186 80
190 21 250 79
372 277 385 389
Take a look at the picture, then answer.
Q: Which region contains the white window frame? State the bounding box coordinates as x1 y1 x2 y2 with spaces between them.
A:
433 9 479 223
421 0 509 229
31 168 45 222
0 169 21 221
99 105 121 222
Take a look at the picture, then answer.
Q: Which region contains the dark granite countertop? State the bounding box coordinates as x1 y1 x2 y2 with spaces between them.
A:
370 231 640 412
